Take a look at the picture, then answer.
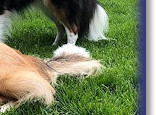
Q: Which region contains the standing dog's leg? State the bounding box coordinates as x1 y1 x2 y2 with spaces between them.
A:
38 3 65 46
0 11 11 43
52 22 65 46
65 27 78 45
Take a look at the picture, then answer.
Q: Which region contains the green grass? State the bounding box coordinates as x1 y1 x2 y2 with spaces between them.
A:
3 0 139 114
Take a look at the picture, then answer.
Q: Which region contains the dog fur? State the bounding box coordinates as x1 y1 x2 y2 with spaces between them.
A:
0 43 102 112
0 0 108 45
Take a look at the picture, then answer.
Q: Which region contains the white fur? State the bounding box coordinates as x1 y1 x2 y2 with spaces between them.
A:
65 27 78 45
0 11 11 43
54 44 90 58
0 102 14 113
88 5 109 41
0 14 7 42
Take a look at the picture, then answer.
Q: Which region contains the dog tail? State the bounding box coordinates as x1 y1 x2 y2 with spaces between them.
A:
46 44 103 77
88 4 109 41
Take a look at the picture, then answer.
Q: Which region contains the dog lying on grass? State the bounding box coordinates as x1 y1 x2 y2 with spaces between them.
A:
0 43 102 113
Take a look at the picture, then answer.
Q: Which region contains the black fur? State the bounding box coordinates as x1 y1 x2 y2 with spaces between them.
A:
0 0 102 39
51 0 98 37
0 0 6 14
0 0 35 13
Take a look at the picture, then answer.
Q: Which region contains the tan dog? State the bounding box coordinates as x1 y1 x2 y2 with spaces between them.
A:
0 43 102 112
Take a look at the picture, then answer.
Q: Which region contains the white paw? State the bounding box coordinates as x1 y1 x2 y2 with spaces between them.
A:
0 102 14 113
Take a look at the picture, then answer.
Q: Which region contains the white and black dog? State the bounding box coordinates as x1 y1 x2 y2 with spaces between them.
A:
0 0 108 45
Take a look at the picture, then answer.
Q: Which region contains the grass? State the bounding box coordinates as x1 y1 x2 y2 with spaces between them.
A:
2 0 139 114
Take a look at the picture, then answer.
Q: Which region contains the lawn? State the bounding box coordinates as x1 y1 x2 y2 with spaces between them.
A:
3 0 139 114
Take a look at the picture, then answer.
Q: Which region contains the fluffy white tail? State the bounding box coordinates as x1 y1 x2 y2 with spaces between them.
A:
88 5 109 41
47 44 103 76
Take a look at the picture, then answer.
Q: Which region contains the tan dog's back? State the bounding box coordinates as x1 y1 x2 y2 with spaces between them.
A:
0 43 27 77
0 43 43 78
